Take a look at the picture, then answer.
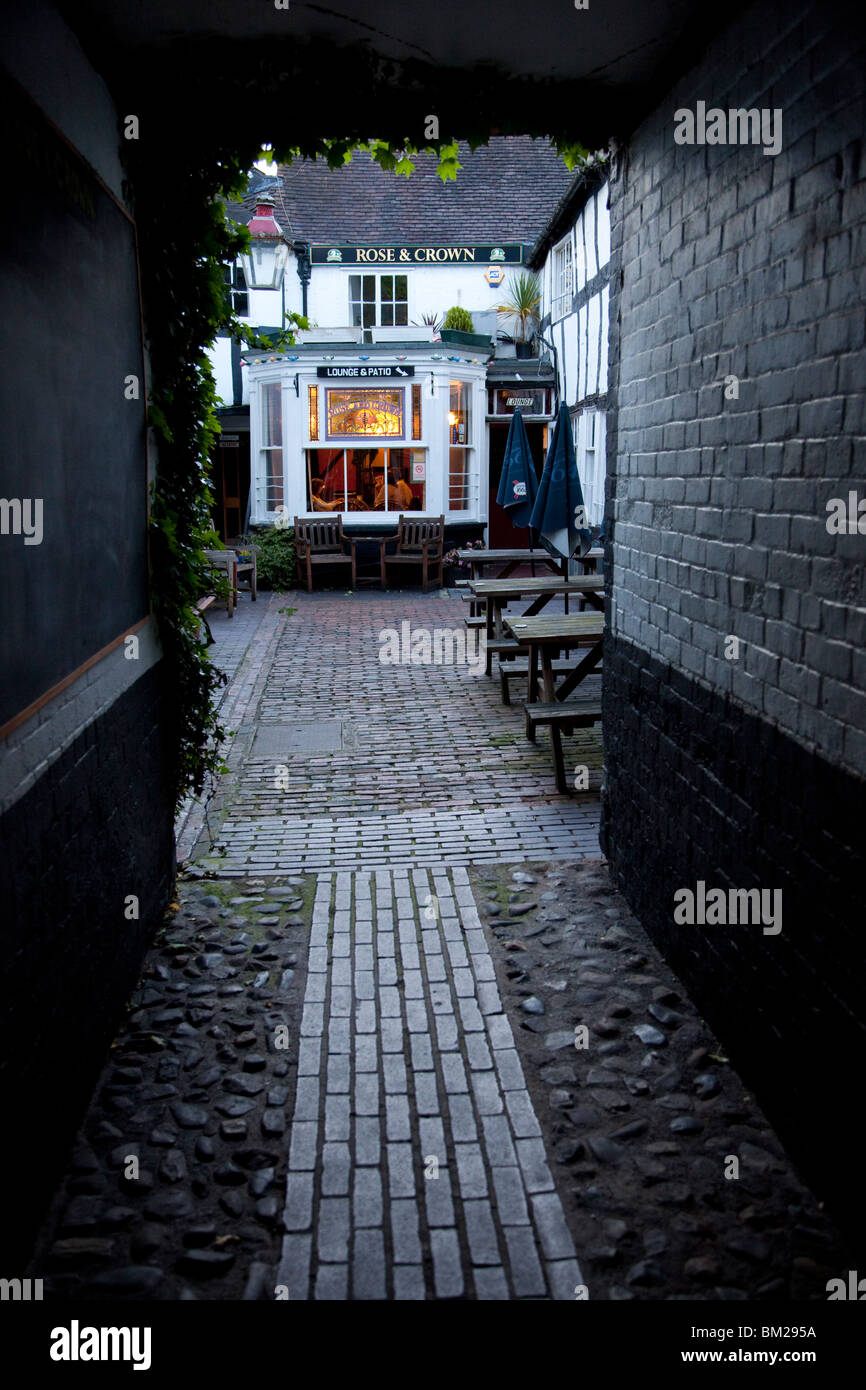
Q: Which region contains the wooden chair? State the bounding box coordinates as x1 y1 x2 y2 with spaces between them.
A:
379 515 445 591
294 516 357 592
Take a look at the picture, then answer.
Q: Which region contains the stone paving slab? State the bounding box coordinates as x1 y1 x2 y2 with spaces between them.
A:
275 865 583 1299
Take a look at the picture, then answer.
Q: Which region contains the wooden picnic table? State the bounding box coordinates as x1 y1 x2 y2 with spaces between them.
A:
504 612 605 705
457 547 603 581
469 574 604 642
457 548 563 581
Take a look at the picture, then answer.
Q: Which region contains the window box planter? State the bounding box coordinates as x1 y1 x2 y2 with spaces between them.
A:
439 329 494 350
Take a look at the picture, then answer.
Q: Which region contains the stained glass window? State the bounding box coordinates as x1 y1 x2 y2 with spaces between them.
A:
325 388 404 439
411 384 422 440
308 385 319 440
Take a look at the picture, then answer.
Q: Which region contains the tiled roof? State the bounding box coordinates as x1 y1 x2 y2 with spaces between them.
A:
226 138 574 247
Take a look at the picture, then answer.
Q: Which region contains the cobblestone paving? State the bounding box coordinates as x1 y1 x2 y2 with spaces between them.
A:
192 592 603 875
277 866 582 1300
29 587 848 1301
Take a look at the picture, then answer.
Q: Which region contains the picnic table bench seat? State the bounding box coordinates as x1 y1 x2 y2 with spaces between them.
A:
195 592 216 645
524 696 603 793
485 637 522 671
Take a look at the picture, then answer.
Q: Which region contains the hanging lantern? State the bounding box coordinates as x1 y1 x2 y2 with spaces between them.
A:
240 193 290 289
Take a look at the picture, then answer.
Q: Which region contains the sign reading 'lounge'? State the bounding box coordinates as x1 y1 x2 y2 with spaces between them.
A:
311 244 524 265
317 365 415 379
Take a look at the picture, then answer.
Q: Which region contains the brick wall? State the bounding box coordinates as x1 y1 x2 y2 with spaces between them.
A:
603 0 866 1239
0 666 175 1263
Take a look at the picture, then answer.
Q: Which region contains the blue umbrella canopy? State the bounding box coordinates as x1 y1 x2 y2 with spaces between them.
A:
495 408 538 529
529 402 593 560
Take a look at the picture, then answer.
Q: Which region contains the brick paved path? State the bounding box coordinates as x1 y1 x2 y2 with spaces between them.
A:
278 866 582 1300
181 587 604 1298
191 592 602 875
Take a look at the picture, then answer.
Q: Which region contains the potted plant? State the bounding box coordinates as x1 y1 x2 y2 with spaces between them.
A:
439 306 493 350
413 310 443 339
497 272 541 357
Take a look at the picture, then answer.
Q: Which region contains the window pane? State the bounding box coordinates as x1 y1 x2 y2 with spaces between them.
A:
411 384 422 440
363 304 376 327
395 275 408 300
363 276 376 302
307 449 346 510
266 451 284 510
381 449 423 511
381 303 394 326
349 275 361 298
262 382 282 446
395 303 408 326
381 275 393 301
449 380 470 444
448 446 469 511
308 385 319 440
346 448 387 510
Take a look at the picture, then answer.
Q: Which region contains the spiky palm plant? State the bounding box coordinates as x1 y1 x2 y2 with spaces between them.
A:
497 272 541 343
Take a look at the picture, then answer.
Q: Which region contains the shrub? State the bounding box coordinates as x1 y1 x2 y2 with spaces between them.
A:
442 305 474 332
246 525 296 590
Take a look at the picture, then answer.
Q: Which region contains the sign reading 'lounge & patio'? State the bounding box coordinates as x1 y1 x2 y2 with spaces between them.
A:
317 365 416 379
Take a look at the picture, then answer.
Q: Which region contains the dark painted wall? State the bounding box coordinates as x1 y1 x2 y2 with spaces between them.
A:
603 0 866 1244
0 72 149 726
0 666 174 1264
0 39 174 1264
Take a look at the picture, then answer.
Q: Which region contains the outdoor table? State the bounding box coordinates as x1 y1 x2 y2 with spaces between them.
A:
469 574 604 644
457 546 603 579
504 612 605 711
456 548 565 582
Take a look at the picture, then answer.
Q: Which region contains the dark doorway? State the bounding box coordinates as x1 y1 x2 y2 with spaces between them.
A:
487 421 547 548
212 431 251 541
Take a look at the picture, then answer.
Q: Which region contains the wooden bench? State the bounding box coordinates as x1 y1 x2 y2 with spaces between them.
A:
524 697 603 794
484 637 522 676
295 516 357 592
195 593 216 645
380 515 444 591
